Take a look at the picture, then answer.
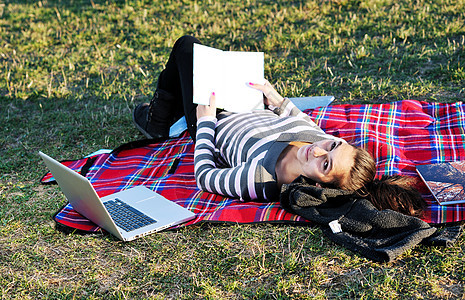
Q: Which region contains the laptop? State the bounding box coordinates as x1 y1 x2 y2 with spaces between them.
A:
39 151 196 241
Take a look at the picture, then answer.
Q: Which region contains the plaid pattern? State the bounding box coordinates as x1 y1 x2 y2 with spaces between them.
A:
47 100 465 232
310 100 465 223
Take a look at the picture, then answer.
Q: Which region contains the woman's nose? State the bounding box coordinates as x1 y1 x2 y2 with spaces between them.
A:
312 146 328 157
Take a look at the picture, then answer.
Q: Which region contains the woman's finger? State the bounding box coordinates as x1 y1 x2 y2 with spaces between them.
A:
209 91 216 106
248 82 267 93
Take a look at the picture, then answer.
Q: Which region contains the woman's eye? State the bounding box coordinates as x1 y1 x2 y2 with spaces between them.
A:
323 160 329 170
330 142 337 151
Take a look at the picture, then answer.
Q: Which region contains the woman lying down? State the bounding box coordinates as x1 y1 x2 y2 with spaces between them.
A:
132 36 425 217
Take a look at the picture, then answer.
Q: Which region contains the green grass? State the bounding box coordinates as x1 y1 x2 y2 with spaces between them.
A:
1 0 464 298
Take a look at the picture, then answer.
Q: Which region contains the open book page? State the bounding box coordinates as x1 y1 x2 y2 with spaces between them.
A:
416 161 465 205
193 44 223 106
193 44 264 112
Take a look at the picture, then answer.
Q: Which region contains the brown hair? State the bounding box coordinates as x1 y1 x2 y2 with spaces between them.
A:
366 175 426 217
330 145 426 218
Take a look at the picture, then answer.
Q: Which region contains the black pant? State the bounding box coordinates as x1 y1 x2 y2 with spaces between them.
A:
156 35 201 139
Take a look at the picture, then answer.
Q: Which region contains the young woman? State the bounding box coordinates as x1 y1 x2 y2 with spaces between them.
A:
133 36 425 217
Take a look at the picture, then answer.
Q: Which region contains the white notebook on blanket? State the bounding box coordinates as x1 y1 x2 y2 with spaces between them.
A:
193 44 265 113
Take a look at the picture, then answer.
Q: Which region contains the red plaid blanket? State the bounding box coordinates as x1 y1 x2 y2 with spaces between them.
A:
43 100 465 232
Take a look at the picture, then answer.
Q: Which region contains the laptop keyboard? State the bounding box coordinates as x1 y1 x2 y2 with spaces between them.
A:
103 198 157 232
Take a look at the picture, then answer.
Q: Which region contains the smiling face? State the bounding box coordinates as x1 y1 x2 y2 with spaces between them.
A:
296 139 356 187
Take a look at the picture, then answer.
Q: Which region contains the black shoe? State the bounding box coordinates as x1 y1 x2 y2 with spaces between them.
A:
133 89 176 139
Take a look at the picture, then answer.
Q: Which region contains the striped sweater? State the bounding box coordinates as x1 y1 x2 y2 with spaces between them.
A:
194 98 340 201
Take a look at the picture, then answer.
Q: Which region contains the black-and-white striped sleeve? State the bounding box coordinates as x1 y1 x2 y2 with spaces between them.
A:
194 115 260 200
278 98 321 129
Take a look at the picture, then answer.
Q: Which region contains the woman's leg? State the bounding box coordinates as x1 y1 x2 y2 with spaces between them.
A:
156 35 201 138
133 35 201 140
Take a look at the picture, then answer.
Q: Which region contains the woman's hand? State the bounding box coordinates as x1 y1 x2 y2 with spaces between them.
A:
196 92 217 119
248 80 284 107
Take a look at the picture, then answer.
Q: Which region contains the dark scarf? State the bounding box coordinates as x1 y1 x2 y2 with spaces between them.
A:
280 176 463 262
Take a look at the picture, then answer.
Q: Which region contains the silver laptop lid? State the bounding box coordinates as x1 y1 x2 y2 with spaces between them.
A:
39 151 196 241
39 151 124 239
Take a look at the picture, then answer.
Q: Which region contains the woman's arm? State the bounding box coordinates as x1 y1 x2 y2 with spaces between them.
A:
248 80 284 108
248 80 322 129
194 93 260 200
195 118 262 199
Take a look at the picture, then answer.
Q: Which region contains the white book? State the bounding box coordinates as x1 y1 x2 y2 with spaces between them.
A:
193 44 265 113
